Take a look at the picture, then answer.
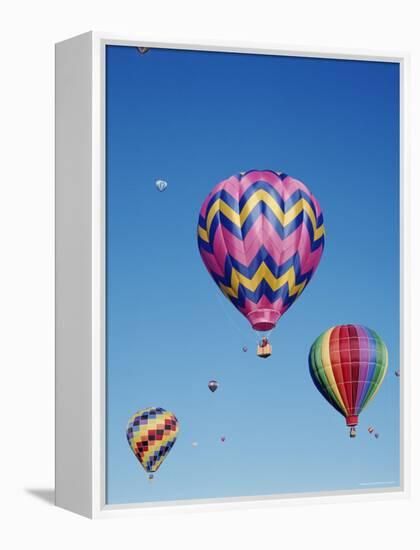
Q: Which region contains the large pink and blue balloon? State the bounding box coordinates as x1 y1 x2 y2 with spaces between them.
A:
197 170 325 332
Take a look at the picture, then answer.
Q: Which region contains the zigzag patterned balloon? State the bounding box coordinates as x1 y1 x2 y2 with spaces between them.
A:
197 170 325 331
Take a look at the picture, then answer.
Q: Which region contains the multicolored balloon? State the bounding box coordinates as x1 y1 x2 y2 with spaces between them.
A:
309 325 388 437
197 170 325 333
208 380 219 393
126 407 179 477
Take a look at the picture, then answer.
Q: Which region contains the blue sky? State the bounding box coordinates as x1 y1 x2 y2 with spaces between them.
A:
105 45 400 504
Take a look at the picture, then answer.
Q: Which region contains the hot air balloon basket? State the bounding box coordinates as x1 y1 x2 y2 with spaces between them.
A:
257 344 272 358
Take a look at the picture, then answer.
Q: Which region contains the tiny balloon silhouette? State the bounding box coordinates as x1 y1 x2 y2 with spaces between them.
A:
368 426 374 434
208 380 218 393
220 436 226 443
242 346 248 352
137 47 150 55
375 433 380 439
192 441 198 447
155 179 168 192
395 370 400 377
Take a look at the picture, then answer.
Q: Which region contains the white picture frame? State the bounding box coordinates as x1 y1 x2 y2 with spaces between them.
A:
55 31 409 518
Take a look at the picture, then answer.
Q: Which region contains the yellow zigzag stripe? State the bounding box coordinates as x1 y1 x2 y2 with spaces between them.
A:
198 225 209 242
199 190 325 244
219 262 307 299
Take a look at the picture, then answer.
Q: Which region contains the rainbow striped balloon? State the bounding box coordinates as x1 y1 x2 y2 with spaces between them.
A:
197 170 325 332
126 407 179 475
309 325 388 431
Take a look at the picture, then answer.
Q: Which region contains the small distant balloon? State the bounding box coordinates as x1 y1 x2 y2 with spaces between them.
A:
395 370 400 377
374 433 380 439
208 380 218 393
192 441 198 447
220 436 226 443
137 47 150 55
368 426 374 434
155 179 168 192
242 346 248 353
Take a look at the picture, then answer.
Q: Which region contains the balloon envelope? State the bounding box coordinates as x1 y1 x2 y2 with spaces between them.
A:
197 170 325 332
208 380 218 392
155 179 168 192
126 407 179 474
309 325 388 428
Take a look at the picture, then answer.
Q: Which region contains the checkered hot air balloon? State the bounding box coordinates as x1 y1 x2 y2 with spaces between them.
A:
309 325 388 438
197 170 325 336
126 407 179 479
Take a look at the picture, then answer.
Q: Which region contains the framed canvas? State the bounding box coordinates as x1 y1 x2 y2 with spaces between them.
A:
55 32 409 518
